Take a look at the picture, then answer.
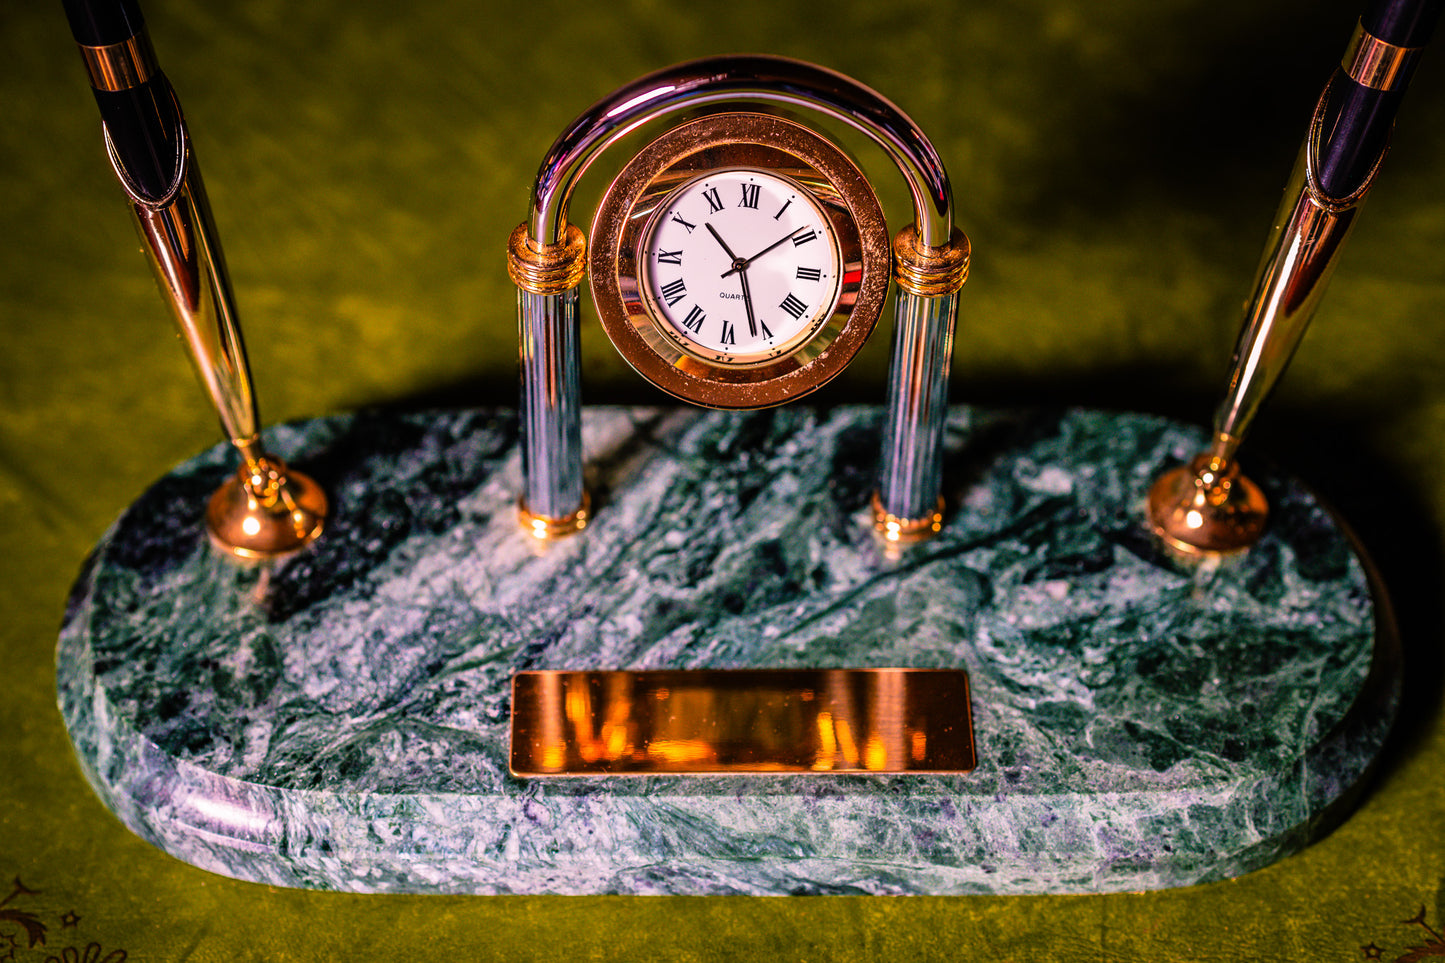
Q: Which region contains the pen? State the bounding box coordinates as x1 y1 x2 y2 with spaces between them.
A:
1149 0 1440 555
61 0 327 559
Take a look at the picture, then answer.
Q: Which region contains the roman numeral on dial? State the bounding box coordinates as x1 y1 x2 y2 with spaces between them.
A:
720 321 736 345
657 249 683 265
738 183 760 209
702 187 723 213
659 278 687 307
796 267 821 281
792 228 817 246
779 293 808 319
681 304 705 332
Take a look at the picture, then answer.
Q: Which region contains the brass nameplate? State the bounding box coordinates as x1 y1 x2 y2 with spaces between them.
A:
510 668 976 776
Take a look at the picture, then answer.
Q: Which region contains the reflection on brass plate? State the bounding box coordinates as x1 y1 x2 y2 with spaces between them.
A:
511 668 975 776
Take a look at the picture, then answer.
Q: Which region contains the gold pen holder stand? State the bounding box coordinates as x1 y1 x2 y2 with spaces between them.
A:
85 28 327 562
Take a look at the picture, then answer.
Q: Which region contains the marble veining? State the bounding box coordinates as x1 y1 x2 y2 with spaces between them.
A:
57 407 1396 894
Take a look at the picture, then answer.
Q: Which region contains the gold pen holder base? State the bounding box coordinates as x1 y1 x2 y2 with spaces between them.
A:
205 455 327 561
1148 454 1268 556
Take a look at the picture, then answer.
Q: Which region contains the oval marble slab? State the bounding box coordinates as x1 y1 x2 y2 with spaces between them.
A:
57 407 1397 894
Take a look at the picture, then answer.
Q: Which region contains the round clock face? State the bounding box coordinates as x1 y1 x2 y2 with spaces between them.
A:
589 112 890 410
639 169 843 367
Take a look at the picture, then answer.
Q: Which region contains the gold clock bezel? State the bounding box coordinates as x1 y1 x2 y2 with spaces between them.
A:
589 112 890 410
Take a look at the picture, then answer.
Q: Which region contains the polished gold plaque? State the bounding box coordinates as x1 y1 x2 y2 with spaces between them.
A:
510 668 976 776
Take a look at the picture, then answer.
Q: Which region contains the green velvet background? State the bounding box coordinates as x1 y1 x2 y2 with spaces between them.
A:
3 0 1444 959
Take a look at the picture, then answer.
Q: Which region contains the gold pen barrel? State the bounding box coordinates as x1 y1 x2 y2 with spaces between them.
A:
116 123 261 455
101 90 325 561
1210 154 1365 464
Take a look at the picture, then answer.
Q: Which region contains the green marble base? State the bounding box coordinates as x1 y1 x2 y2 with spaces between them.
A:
56 407 1397 895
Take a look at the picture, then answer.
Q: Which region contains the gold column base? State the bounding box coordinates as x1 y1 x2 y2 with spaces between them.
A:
871 492 945 544
518 490 591 540
1147 454 1267 556
206 455 327 561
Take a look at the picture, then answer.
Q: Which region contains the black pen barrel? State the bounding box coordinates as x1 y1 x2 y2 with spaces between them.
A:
90 81 182 204
60 0 181 204
60 0 146 46
1362 0 1443 47
1314 0 1441 200
1314 75 1401 199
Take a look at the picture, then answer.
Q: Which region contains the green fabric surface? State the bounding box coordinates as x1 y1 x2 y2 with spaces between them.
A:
2 0 1443 958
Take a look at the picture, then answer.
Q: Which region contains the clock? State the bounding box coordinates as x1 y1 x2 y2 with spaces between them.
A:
589 112 891 409
509 56 970 539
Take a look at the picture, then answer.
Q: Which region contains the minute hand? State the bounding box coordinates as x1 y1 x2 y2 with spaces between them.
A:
720 227 804 279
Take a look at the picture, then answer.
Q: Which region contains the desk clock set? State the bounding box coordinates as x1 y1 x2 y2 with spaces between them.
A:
53 0 1438 893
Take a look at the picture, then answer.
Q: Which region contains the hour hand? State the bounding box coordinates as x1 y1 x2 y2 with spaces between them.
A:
705 223 742 263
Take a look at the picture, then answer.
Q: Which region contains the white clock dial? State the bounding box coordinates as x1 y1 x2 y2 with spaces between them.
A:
588 113 890 409
639 169 843 366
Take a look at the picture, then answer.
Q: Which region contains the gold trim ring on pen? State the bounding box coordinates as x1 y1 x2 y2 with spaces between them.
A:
892 224 970 297
78 33 158 92
1342 22 1422 91
508 222 587 295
